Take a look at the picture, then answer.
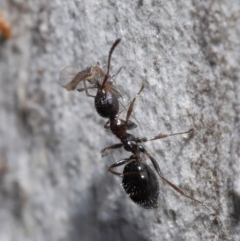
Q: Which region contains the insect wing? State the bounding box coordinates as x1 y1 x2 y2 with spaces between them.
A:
59 66 91 91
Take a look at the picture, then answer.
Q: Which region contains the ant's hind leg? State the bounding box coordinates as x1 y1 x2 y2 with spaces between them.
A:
143 150 212 214
101 143 123 157
108 157 133 177
137 128 193 143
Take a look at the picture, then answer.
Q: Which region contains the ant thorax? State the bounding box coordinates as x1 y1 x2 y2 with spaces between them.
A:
108 118 128 138
122 160 159 209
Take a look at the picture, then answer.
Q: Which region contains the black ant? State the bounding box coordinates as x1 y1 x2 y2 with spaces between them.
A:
60 39 212 213
59 39 123 119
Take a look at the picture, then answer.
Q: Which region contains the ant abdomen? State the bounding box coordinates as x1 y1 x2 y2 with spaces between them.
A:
122 161 159 209
95 88 119 118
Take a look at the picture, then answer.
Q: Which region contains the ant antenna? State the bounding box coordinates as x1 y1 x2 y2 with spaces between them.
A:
144 150 215 215
102 38 121 87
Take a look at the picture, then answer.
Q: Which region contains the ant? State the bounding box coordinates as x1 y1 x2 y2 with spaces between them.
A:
59 39 123 118
60 39 212 213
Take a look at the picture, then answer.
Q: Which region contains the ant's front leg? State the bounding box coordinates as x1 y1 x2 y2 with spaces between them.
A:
108 157 133 177
136 128 193 143
126 83 144 122
101 143 123 157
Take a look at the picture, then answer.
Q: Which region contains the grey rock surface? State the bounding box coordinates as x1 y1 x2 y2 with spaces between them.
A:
0 0 240 241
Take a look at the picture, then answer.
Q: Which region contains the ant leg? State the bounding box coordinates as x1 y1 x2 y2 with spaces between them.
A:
137 128 193 143
143 149 212 213
109 67 122 84
126 83 144 122
77 80 96 98
119 101 140 126
104 120 110 129
108 157 133 177
101 143 123 156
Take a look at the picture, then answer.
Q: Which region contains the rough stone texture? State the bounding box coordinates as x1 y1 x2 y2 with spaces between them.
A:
0 0 240 241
